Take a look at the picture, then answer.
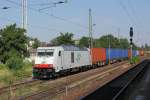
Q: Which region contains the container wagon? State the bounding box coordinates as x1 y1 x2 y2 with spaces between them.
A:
106 48 128 63
139 50 144 56
128 49 138 58
91 48 106 66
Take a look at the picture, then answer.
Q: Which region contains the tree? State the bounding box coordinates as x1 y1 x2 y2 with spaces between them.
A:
94 34 120 48
93 34 138 49
132 43 139 50
119 38 130 49
50 32 74 45
32 38 41 49
27 37 41 49
0 24 28 64
78 36 89 47
144 43 150 51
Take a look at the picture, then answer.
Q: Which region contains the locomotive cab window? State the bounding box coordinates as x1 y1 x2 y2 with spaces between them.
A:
46 52 54 56
38 52 53 56
71 52 74 63
37 49 54 57
58 51 61 56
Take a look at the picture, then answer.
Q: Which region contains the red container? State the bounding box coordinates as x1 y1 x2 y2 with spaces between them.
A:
90 48 106 64
128 49 131 58
139 50 144 56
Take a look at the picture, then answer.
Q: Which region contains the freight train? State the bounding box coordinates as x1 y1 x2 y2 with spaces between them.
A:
33 45 144 79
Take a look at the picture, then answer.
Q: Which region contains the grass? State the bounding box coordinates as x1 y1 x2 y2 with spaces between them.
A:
130 56 141 64
0 67 12 86
0 62 33 87
0 62 33 99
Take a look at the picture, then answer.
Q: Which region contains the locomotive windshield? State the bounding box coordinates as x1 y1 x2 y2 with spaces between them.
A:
37 49 54 56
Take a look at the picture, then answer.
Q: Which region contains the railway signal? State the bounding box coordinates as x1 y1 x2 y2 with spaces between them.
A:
130 27 133 59
130 38 133 45
130 27 133 37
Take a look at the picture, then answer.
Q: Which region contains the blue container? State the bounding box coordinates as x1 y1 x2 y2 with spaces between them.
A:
106 48 128 61
121 49 128 58
117 49 128 59
106 48 119 60
132 50 137 56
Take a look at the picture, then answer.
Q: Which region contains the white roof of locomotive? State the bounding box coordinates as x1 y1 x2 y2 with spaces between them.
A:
37 45 88 51
37 46 61 50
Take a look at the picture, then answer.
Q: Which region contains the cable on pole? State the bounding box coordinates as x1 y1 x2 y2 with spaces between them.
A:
5 0 88 30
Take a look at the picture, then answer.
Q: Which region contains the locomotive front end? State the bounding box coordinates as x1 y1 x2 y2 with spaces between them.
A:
33 48 55 79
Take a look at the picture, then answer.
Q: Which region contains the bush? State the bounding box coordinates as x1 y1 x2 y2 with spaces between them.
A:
0 72 14 85
0 58 33 87
22 60 33 77
0 64 6 70
130 56 140 64
6 56 24 70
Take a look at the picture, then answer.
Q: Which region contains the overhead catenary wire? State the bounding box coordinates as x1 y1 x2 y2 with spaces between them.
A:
117 0 143 46
127 0 144 29
117 0 136 26
5 0 88 30
0 13 89 39
127 0 145 46
0 16 63 32
38 5 56 11
118 0 144 34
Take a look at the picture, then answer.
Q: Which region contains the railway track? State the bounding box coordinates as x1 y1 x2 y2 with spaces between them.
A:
0 61 128 100
0 62 125 93
112 60 150 100
81 59 150 100
18 61 129 100
0 79 42 94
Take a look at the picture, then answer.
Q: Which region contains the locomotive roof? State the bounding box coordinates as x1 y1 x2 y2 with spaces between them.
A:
37 45 88 51
62 45 88 51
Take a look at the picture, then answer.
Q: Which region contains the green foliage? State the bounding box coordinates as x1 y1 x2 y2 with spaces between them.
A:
30 38 40 49
78 34 139 49
0 72 14 85
119 38 130 49
0 24 28 64
93 34 120 48
0 61 32 86
50 32 74 45
0 64 6 70
0 68 15 86
78 37 89 47
130 56 140 64
32 38 40 49
6 56 23 70
22 60 32 75
144 43 150 50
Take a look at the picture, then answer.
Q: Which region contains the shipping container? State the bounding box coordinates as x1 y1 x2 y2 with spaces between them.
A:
128 49 138 57
132 50 137 56
139 50 144 56
91 48 106 64
107 48 128 61
136 50 139 56
106 48 118 60
128 49 131 58
120 49 128 58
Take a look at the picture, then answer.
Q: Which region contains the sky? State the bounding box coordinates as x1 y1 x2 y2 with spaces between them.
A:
0 0 150 46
